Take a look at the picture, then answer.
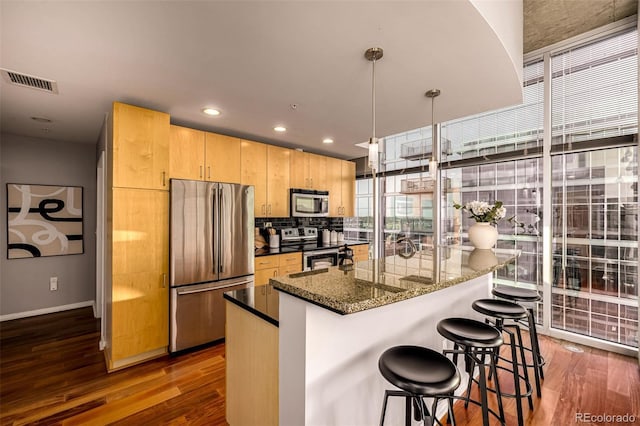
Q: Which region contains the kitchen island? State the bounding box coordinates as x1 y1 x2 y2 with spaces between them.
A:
225 246 519 426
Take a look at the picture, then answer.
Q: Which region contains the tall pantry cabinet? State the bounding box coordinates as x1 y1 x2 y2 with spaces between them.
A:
104 102 170 371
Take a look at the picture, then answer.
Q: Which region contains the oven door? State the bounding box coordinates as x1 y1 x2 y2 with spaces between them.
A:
304 250 339 271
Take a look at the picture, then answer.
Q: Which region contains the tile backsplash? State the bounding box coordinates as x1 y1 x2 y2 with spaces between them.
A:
255 217 345 232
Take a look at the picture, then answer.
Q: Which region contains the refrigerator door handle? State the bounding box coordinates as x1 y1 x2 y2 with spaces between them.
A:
176 279 253 295
219 189 223 274
212 184 219 276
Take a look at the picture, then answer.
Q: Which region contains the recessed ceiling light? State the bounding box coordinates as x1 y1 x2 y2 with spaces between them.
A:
322 138 334 144
274 126 287 132
202 108 220 116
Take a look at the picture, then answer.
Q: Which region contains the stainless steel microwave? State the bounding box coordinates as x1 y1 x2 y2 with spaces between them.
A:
290 189 329 217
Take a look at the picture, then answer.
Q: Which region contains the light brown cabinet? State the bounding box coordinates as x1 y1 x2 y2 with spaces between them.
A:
169 125 205 180
226 301 278 426
241 141 290 217
206 132 241 183
254 252 303 286
290 151 327 190
327 158 355 217
105 102 171 372
351 244 370 262
108 188 169 369
112 102 169 190
169 126 241 183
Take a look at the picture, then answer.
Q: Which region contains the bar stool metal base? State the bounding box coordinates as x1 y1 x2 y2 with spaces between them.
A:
437 317 506 426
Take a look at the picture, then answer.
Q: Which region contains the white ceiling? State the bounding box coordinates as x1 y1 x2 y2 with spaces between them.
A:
0 1 523 160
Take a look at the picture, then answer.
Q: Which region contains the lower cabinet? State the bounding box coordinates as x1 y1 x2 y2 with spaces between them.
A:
225 301 278 426
352 244 370 262
107 188 169 371
254 252 303 286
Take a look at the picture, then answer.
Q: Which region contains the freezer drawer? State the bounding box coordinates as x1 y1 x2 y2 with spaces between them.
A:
170 277 253 353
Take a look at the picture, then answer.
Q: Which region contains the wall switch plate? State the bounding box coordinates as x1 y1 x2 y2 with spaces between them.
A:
264 222 272 228
50 276 58 291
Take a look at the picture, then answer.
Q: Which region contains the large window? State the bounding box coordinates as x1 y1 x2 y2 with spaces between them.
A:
551 148 638 346
443 159 544 323
346 23 638 350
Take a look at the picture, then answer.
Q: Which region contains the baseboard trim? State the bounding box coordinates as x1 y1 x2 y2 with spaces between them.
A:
0 300 95 322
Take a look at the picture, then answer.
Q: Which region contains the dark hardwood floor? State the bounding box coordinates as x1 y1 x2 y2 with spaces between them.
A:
1 307 638 425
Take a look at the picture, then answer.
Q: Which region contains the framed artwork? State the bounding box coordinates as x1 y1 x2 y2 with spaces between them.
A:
7 183 84 259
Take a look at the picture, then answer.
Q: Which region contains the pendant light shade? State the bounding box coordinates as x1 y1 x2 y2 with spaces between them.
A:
366 47 383 172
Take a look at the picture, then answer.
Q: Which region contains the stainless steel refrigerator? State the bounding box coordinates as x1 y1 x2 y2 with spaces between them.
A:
170 179 254 353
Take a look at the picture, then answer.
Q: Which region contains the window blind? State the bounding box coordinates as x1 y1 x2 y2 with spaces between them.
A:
551 28 638 146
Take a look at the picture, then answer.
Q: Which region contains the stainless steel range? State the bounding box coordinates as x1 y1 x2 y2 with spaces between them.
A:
280 227 340 271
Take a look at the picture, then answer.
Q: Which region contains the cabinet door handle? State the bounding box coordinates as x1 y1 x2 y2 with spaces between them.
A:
310 177 313 188
162 273 167 288
200 165 203 179
268 204 272 215
262 204 266 214
207 166 211 179
162 171 166 187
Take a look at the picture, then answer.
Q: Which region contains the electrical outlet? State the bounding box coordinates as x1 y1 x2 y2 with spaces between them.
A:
50 276 58 291
264 222 272 228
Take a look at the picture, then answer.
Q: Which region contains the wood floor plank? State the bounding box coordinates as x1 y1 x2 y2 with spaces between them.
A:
2 307 638 426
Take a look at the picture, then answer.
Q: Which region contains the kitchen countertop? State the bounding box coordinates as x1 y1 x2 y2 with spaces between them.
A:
223 285 279 326
270 246 519 315
255 240 368 257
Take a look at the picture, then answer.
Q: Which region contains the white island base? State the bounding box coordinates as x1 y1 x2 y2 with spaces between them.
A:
278 274 493 426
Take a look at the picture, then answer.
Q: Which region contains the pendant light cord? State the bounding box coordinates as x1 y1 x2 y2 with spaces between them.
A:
372 57 376 141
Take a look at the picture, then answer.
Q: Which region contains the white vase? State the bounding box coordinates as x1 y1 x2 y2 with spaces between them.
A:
468 222 498 249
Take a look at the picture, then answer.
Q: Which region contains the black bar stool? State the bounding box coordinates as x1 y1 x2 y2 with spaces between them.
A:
436 318 505 426
472 298 534 426
378 345 461 426
492 285 544 397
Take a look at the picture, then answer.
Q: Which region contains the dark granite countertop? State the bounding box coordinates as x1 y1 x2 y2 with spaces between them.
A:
270 246 520 315
255 240 369 257
224 285 279 326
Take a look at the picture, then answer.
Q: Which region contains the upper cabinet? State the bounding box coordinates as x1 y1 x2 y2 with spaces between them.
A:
327 158 355 217
241 140 268 217
290 151 327 190
169 127 241 183
206 133 241 183
341 160 356 217
266 145 291 217
241 141 290 217
113 102 170 190
169 125 205 180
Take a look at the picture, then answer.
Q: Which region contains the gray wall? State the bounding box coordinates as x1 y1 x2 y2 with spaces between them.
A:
0 133 96 317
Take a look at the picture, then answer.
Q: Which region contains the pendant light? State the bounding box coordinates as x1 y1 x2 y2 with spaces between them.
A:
365 47 383 261
425 89 440 180
365 47 383 172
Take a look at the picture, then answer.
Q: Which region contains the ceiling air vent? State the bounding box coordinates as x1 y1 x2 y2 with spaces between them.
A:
0 68 58 94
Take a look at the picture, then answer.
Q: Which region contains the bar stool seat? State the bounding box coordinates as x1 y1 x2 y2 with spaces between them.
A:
378 345 460 426
473 298 528 320
437 317 504 348
492 285 541 302
437 318 505 426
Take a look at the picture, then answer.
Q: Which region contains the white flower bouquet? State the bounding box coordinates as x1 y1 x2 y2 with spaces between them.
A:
453 200 506 226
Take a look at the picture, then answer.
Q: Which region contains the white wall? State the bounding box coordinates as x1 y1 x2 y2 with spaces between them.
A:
0 133 96 318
